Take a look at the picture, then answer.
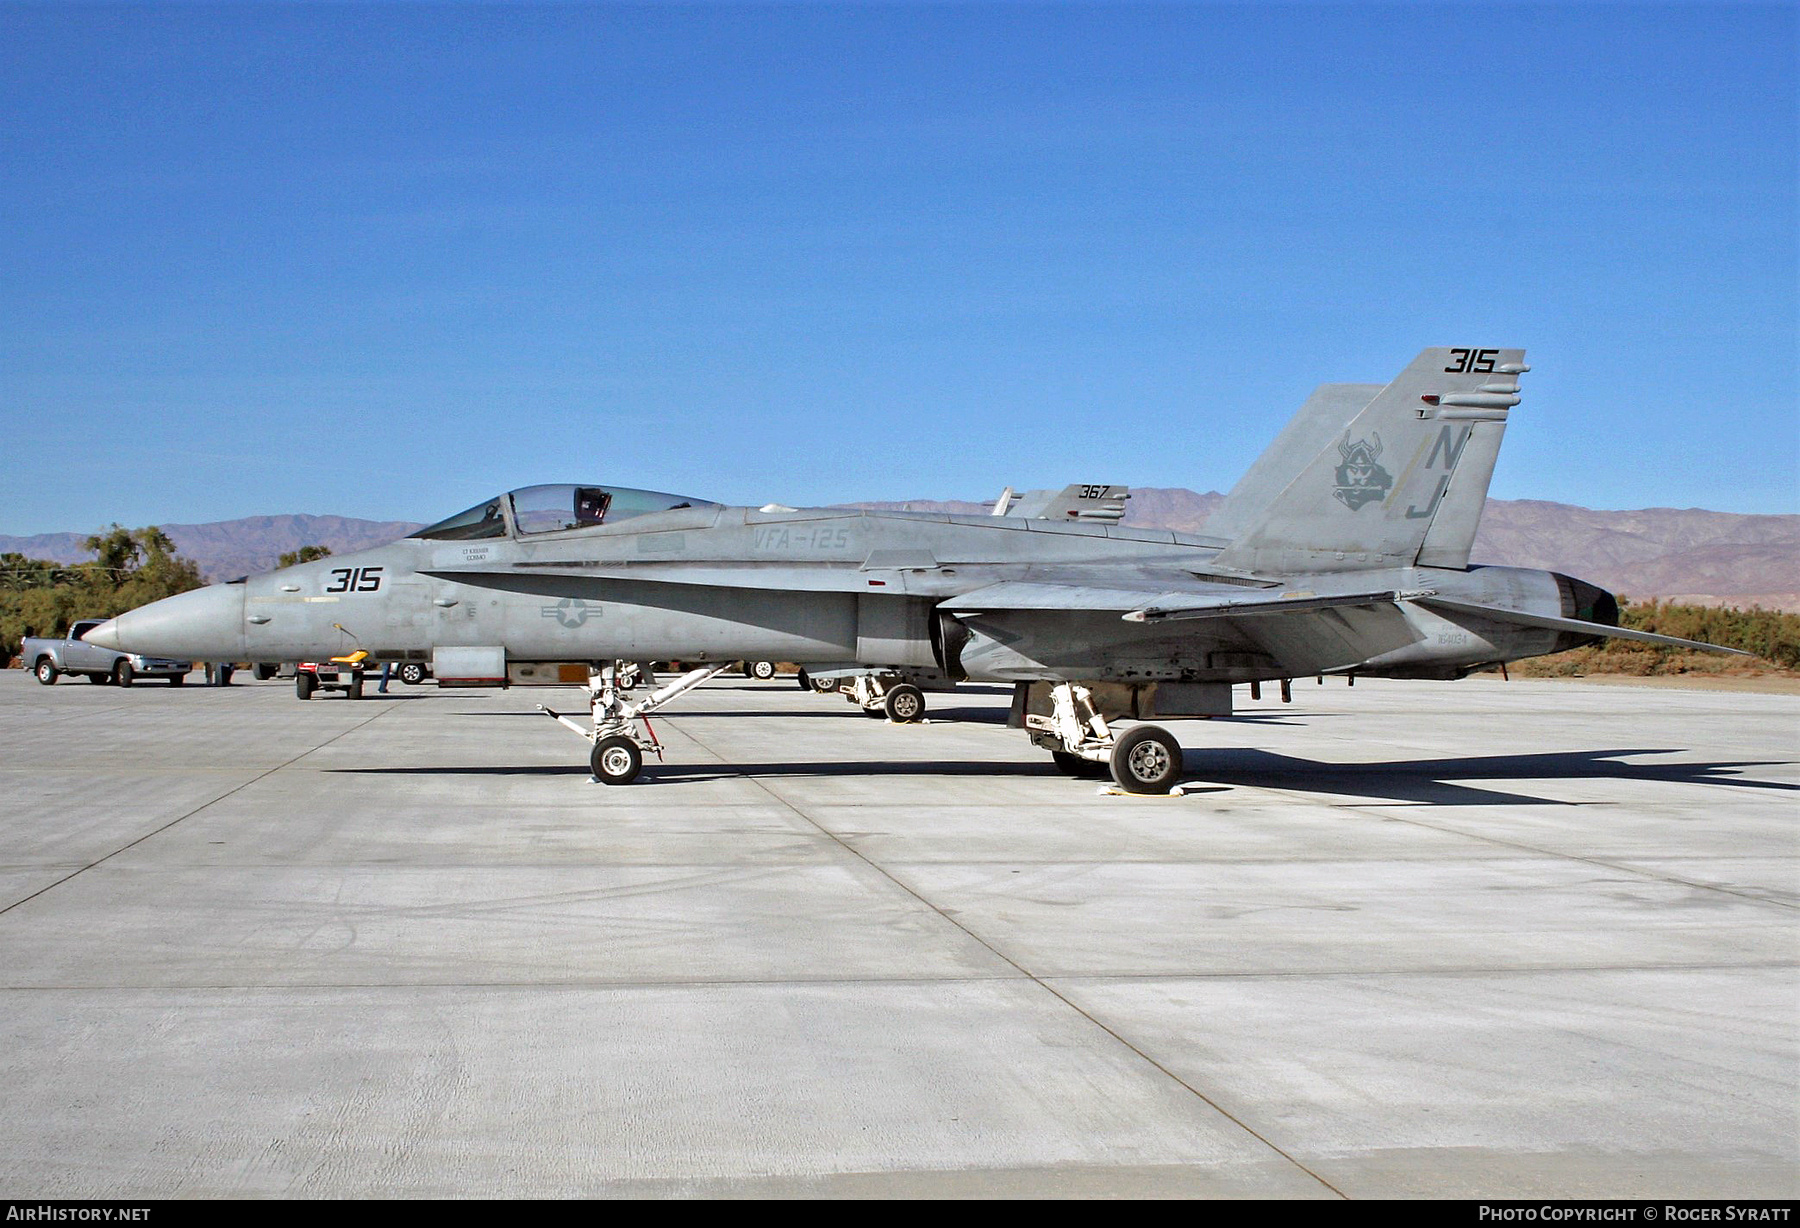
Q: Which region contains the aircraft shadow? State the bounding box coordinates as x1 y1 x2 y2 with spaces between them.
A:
1185 746 1800 807
328 746 1795 805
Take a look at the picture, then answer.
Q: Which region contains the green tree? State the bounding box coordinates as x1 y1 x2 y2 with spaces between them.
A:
278 545 332 568
3 527 204 665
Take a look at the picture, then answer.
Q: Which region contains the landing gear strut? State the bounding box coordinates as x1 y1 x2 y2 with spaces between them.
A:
541 660 741 785
1025 681 1184 794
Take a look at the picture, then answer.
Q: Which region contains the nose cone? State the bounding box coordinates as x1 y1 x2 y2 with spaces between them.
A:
92 584 246 660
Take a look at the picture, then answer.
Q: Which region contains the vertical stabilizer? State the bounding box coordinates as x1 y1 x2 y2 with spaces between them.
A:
1210 347 1526 573
1003 484 1130 523
1204 383 1382 542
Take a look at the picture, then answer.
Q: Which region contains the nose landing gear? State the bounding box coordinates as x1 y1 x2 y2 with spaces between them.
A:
541 660 742 785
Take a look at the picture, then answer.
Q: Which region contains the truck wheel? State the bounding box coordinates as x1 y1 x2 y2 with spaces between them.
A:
590 736 643 785
1108 725 1183 794
398 662 427 686
34 659 57 685
296 672 317 700
114 660 135 688
883 683 926 723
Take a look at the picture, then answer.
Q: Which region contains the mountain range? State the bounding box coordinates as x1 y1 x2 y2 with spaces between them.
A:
3 494 1795 612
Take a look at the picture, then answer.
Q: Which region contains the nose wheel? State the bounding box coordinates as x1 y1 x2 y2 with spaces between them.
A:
590 736 644 785
542 660 743 785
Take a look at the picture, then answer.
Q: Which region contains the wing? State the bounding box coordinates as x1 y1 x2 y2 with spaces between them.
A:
941 581 1432 622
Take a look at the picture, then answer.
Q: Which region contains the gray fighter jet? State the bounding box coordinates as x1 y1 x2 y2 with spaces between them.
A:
87 348 1743 792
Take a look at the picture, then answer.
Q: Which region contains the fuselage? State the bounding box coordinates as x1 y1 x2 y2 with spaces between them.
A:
90 493 1608 685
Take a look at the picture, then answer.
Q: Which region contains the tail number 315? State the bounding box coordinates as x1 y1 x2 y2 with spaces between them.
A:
325 566 384 594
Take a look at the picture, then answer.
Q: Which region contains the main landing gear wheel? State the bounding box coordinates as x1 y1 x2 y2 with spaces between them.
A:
795 669 813 691
883 683 926 723
114 660 135 688
1052 750 1106 777
1109 725 1182 795
748 660 776 681
811 676 838 694
398 662 427 686
591 736 643 785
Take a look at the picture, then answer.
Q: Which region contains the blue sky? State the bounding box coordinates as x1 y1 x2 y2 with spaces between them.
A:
2 2 1795 536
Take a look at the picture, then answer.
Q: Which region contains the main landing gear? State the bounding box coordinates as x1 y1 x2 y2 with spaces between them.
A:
1025 681 1184 794
844 673 927 723
539 660 742 785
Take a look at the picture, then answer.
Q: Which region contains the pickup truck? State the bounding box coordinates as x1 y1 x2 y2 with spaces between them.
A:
24 620 192 687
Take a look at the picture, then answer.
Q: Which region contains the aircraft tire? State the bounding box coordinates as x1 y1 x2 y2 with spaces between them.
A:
883 684 926 723
811 677 838 694
1052 750 1106 777
1109 725 1182 794
34 659 57 685
591 736 642 785
114 661 135 688
795 669 812 690
398 662 427 686
750 660 776 681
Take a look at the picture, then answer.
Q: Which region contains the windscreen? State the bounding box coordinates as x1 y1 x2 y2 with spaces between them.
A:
411 497 508 541
509 485 714 534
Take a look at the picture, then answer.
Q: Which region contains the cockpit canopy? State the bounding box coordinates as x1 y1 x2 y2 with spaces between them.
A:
411 485 718 541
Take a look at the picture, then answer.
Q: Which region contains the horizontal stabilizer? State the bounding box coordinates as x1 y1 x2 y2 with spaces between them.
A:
1416 596 1752 655
1125 588 1434 623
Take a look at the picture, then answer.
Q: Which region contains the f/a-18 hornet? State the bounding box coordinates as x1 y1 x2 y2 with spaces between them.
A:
88 348 1741 792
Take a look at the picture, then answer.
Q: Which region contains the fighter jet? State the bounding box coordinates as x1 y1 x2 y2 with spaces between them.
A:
87 348 1744 792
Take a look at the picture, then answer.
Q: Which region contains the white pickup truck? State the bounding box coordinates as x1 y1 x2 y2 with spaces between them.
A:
23 620 192 687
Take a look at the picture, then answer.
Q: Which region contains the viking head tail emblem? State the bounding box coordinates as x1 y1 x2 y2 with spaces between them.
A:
1332 432 1393 511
